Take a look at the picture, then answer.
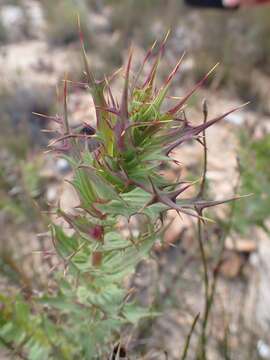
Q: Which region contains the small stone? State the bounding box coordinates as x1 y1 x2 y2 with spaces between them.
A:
0 5 25 42
219 251 243 279
257 340 270 359
56 158 70 174
225 236 257 253
46 185 58 203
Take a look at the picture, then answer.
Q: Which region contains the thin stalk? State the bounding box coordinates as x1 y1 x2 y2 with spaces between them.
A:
197 100 208 199
197 219 209 360
202 164 241 341
197 158 241 359
196 100 209 359
181 313 200 360
63 78 70 135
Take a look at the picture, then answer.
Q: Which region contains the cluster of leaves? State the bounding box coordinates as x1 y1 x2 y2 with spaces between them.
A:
232 131 270 234
0 31 242 359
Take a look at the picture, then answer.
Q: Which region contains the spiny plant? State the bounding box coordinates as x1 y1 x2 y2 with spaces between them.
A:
0 30 245 359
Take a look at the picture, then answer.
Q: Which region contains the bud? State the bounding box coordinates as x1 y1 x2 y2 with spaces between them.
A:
89 225 104 242
92 251 102 267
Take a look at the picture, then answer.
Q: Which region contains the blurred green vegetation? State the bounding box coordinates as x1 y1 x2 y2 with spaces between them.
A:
0 112 47 291
0 18 7 44
0 136 45 225
232 131 270 234
189 7 270 106
101 2 270 109
42 0 90 46
1 0 269 102
108 0 170 43
0 84 54 147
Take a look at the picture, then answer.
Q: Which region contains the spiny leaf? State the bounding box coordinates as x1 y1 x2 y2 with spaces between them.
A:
168 63 219 115
165 103 249 154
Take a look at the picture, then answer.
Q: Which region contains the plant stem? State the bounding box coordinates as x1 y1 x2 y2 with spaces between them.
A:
181 313 200 360
63 78 70 135
197 219 209 360
197 99 208 199
196 100 209 359
204 166 241 329
197 159 241 359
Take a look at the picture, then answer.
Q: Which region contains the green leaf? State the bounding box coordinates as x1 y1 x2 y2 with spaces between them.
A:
122 303 158 324
79 166 122 202
52 225 79 258
72 168 97 206
27 340 49 360
15 300 30 325
102 231 130 251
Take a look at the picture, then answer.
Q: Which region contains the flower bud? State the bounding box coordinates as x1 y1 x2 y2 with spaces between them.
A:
89 225 104 242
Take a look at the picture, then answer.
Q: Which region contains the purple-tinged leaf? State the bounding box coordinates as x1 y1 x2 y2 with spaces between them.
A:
32 112 63 125
48 133 95 147
165 103 249 155
96 105 119 117
63 77 70 135
179 194 250 214
162 52 185 88
165 182 195 201
64 79 88 89
114 51 133 152
78 15 110 140
105 77 117 109
168 63 219 115
142 31 170 89
132 40 157 91
120 50 132 120
194 196 241 213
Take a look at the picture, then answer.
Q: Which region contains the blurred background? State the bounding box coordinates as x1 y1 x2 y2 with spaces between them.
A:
0 0 270 359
